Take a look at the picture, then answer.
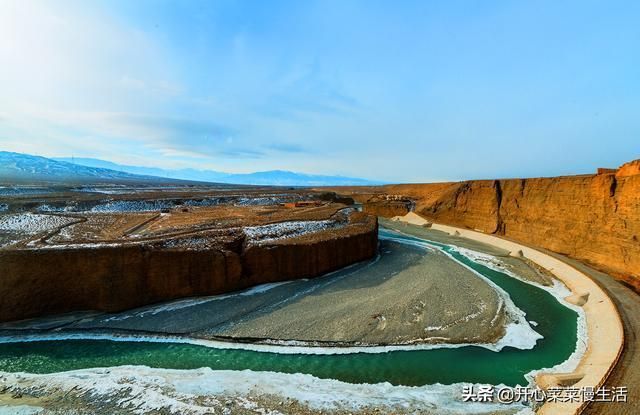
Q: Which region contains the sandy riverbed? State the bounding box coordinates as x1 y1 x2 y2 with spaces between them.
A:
213 239 508 345
8 238 511 347
379 218 554 287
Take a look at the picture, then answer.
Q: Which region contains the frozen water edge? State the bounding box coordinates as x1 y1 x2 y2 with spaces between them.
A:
443 245 588 383
3 366 528 415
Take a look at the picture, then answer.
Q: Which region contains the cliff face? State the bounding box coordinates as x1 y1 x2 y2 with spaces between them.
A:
243 216 378 284
0 215 378 323
362 200 412 217
617 159 640 177
490 174 639 289
360 162 640 289
0 246 242 321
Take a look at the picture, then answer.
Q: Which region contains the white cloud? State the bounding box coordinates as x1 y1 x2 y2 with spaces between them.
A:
0 0 208 166
0 1 169 104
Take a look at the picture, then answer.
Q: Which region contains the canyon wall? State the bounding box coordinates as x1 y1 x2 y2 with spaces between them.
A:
0 215 378 323
0 245 240 321
243 218 378 284
357 161 640 290
363 200 413 218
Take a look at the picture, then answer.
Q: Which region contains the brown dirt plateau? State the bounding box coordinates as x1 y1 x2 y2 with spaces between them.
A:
0 203 377 322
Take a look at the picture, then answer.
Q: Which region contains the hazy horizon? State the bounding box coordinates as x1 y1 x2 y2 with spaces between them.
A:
1 0 639 182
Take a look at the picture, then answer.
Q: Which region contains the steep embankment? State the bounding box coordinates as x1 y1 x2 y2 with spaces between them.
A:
0 214 378 323
356 160 640 290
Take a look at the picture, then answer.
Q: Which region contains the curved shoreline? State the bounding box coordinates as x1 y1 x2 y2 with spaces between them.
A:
379 231 542 351
427 222 624 415
0 234 543 354
0 224 600 415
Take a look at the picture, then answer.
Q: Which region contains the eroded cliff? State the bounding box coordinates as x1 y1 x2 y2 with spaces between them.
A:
353 161 640 289
0 210 378 323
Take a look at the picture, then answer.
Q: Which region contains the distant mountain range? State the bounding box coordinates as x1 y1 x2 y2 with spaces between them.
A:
0 151 169 183
0 152 379 186
54 157 379 186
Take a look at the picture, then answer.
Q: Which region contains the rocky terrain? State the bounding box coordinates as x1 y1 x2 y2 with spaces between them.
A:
0 188 376 323
327 159 640 291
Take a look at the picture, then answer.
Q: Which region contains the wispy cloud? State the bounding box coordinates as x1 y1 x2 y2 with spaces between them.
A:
0 1 360 173
257 62 361 120
265 143 308 153
118 76 183 97
220 148 265 158
107 113 233 143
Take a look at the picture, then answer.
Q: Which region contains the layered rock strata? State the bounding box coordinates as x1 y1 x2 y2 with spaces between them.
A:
346 160 640 289
0 212 378 323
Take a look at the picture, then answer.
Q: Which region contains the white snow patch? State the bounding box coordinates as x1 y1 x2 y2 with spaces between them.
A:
240 281 294 296
37 204 75 212
243 220 343 244
39 242 123 249
90 200 176 213
0 187 53 197
0 405 43 415
73 186 131 194
0 213 75 234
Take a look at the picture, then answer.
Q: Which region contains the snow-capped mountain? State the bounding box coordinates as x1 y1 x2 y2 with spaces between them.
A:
0 152 165 183
54 157 380 186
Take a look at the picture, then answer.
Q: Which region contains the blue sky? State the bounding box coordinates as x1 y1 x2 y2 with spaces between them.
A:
0 0 639 182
